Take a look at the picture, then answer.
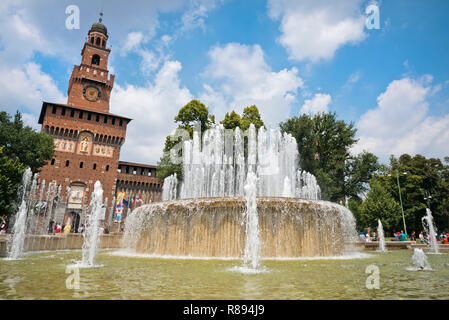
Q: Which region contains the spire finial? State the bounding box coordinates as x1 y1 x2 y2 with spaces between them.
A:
99 11 103 23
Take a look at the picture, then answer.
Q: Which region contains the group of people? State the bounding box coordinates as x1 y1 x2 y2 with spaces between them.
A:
359 228 377 242
53 222 110 235
359 228 449 244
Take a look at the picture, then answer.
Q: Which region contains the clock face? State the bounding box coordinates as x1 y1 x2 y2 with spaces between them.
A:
83 85 101 102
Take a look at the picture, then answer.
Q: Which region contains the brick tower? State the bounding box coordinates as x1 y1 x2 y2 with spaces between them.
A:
37 16 131 229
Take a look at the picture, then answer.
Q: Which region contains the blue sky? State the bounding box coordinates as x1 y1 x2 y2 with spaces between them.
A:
1 0 448 164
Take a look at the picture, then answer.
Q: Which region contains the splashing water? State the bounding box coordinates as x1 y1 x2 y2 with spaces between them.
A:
80 181 103 267
7 168 33 259
422 208 439 254
377 219 386 252
163 124 320 200
410 248 432 270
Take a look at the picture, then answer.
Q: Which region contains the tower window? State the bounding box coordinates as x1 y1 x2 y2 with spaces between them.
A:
96 37 101 46
106 165 109 172
102 39 106 47
96 115 100 122
52 106 57 114
80 162 83 168
119 119 123 126
70 109 75 117
90 37 94 44
104 116 107 124
91 54 100 66
88 113 92 120
79 111 83 119
111 118 115 125
93 163 97 170
51 159 55 165
65 160 70 167
61 108 66 116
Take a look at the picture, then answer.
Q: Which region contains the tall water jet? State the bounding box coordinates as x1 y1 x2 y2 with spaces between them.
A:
411 248 431 270
7 168 32 259
377 219 386 252
81 181 103 267
422 208 439 254
242 170 260 269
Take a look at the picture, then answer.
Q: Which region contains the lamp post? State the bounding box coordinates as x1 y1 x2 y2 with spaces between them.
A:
389 169 407 234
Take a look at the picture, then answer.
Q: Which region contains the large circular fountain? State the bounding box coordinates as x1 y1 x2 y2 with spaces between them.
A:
123 124 356 261
124 197 355 258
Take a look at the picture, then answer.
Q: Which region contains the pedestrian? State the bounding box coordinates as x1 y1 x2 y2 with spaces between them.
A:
400 230 407 241
359 232 366 242
419 231 425 244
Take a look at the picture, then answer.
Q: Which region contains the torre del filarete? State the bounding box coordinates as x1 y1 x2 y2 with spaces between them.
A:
37 18 162 231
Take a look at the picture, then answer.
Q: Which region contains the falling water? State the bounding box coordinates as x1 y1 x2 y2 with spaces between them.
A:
377 219 386 252
80 181 103 267
164 124 320 200
410 248 432 270
422 208 439 254
242 170 260 270
7 168 33 259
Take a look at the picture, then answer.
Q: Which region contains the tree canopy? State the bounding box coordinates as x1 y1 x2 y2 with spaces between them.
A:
279 112 377 202
0 111 54 218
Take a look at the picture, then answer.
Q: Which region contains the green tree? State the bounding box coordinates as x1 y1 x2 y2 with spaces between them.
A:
279 112 375 202
359 178 402 234
0 111 54 218
0 111 54 172
220 111 241 129
240 105 264 131
157 100 214 182
0 146 26 218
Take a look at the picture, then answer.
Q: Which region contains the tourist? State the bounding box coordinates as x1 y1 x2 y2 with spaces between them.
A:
394 232 400 241
359 232 366 242
419 231 425 244
372 232 377 241
64 224 71 234
78 224 85 233
0 217 7 234
411 231 416 241
443 234 448 245
55 223 62 234
400 230 407 241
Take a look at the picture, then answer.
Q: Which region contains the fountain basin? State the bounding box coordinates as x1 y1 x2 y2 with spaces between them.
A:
125 197 356 258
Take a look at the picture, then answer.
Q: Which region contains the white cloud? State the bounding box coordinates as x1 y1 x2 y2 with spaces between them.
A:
121 32 145 55
267 0 366 62
110 60 193 164
300 93 331 115
181 0 222 31
353 76 449 161
200 42 304 125
0 63 66 114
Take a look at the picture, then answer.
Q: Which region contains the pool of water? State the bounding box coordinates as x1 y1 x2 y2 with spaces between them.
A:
1 250 448 299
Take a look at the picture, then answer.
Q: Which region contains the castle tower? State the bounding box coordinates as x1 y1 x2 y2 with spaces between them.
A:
37 16 131 229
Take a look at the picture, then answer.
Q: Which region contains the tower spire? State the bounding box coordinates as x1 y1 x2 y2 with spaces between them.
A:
99 11 103 23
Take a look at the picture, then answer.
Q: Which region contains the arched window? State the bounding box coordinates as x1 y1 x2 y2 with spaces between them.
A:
90 37 94 44
93 163 97 170
96 37 101 46
91 54 100 66
102 39 106 47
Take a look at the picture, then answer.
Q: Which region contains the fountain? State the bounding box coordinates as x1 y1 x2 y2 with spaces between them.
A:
123 124 356 261
80 181 104 267
377 219 386 252
410 248 432 270
422 208 439 254
7 168 34 259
